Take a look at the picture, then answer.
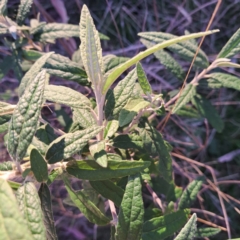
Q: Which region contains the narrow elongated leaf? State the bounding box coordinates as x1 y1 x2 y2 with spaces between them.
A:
139 31 208 68
33 23 109 42
44 85 91 108
136 62 152 94
138 121 173 182
142 209 190 240
38 183 58 240
115 173 144 240
72 107 96 129
18 52 53 96
90 180 124 207
195 227 221 238
16 182 46 240
175 213 197 240
16 0 33 25
103 30 218 94
118 98 150 127
178 177 204 210
0 178 33 240
46 125 102 164
104 120 119 139
105 68 137 119
89 140 108 167
205 72 240 91
172 84 196 113
218 28 240 58
140 39 184 80
192 95 224 133
62 175 110 225
0 0 7 15
30 148 48 182
0 104 16 116
80 5 104 87
7 70 46 162
66 159 150 181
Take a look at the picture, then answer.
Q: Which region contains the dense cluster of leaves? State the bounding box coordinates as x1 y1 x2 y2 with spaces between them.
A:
1 0 240 239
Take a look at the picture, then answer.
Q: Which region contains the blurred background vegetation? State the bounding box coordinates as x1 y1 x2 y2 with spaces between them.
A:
1 0 240 239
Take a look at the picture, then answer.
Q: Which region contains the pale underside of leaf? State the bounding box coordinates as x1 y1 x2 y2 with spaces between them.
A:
16 0 33 25
72 107 96 129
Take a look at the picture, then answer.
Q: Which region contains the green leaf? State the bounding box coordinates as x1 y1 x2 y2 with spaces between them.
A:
139 31 208 69
174 213 197 240
204 72 240 91
18 52 53 96
218 28 240 58
138 121 173 182
16 0 33 25
7 180 21 190
172 84 196 113
90 180 124 207
112 133 143 150
192 95 224 133
16 182 46 240
46 125 102 164
62 175 110 225
44 85 91 108
0 178 33 240
47 168 62 185
0 55 14 79
35 124 57 145
142 209 190 240
119 98 150 127
104 120 119 139
140 39 184 80
105 68 137 119
103 30 218 94
0 0 7 15
195 227 221 238
136 62 152 94
178 177 204 210
89 140 108 168
33 23 109 42
38 183 58 240
80 4 104 87
66 159 150 181
0 122 8 133
0 161 13 171
115 173 144 240
7 70 46 162
30 148 48 182
72 107 96 129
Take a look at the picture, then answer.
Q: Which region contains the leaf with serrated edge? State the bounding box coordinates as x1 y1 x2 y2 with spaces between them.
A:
192 95 224 133
103 30 218 94
44 85 91 108
7 70 46 162
136 62 152 94
118 98 150 127
115 173 144 240
0 178 33 240
104 120 119 139
195 227 221 238
18 52 53 96
46 125 102 164
142 209 190 240
38 183 58 240
16 182 46 240
175 213 197 240
72 107 96 128
218 28 240 58
80 5 104 87
178 177 204 210
172 84 196 113
30 148 48 182
105 68 137 119
140 38 184 80
205 72 240 91
139 31 208 68
89 140 108 168
16 0 33 25
62 175 110 225
90 180 124 207
66 159 150 181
